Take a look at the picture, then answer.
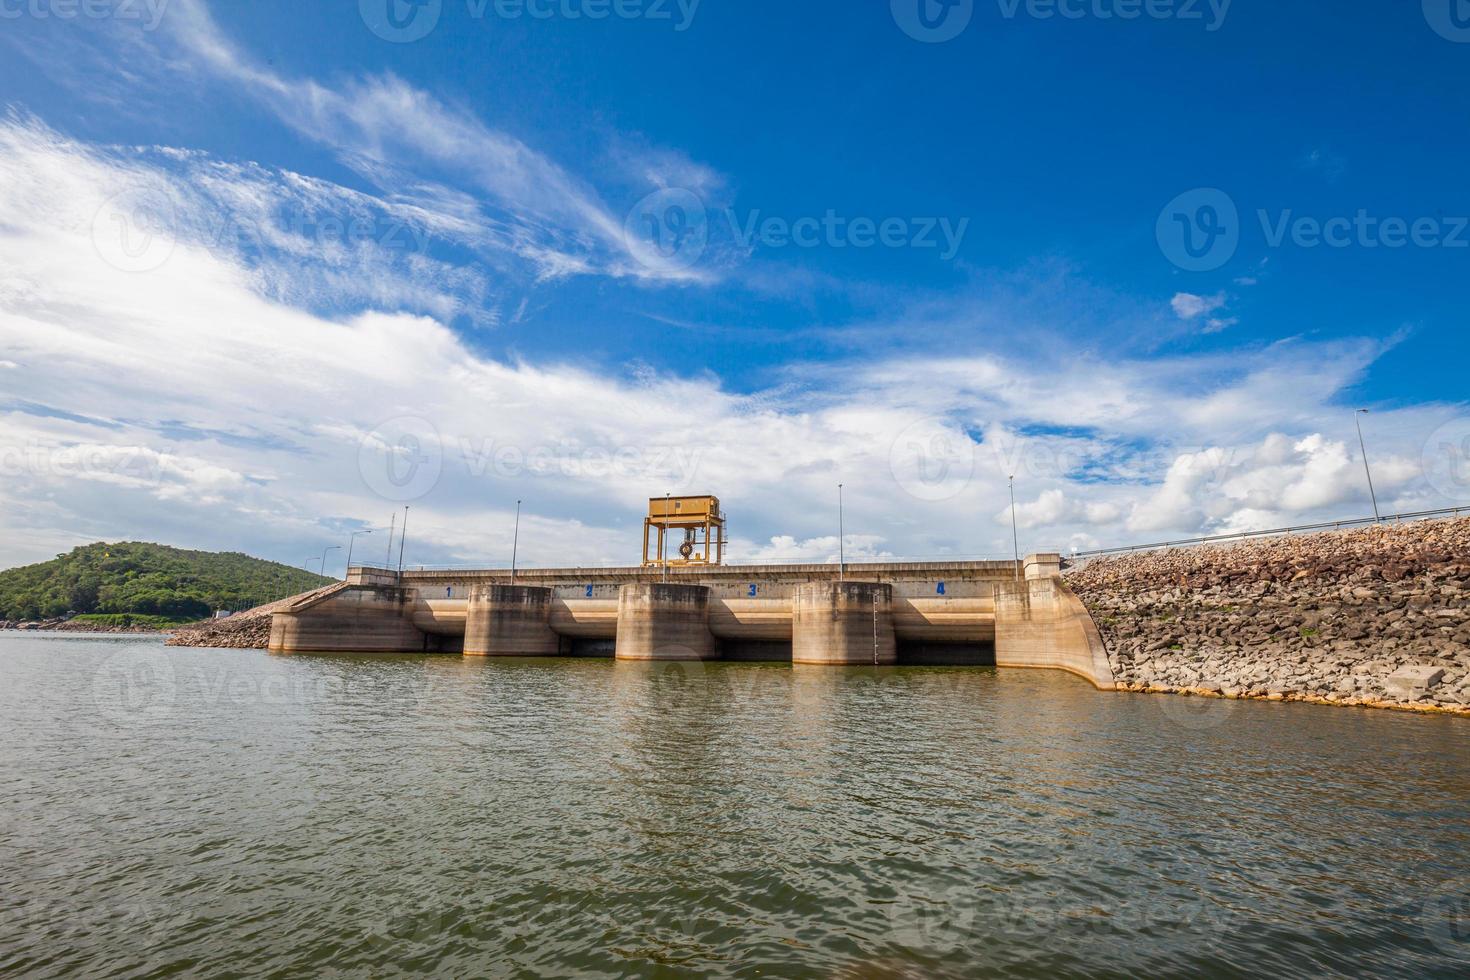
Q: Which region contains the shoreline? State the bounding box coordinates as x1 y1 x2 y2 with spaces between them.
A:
1115 681 1470 718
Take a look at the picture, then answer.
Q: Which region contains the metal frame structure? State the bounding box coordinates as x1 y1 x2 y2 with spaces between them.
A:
642 495 727 567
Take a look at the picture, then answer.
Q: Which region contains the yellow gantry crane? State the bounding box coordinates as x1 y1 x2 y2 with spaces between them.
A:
643 495 727 567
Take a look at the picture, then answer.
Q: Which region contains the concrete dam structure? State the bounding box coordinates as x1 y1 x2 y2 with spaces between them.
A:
268 553 1116 689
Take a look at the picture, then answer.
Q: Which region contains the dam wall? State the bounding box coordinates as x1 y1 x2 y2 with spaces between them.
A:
269 555 1114 687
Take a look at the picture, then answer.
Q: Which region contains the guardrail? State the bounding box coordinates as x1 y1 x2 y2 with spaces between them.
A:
1069 505 1468 559
356 553 1021 574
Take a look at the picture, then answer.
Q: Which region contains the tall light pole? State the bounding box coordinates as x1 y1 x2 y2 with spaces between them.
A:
838 483 846 581
397 506 409 576
304 558 318 572
1009 475 1020 581
384 512 396 569
319 545 341 579
346 530 374 578
1355 409 1381 523
511 500 522 583
663 492 671 583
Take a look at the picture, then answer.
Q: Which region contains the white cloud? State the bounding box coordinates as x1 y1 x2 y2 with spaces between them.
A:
1171 291 1227 320
0 116 1464 572
999 490 1121 531
157 0 715 284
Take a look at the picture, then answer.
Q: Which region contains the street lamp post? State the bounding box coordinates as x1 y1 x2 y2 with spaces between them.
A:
511 500 522 583
1355 409 1381 523
345 530 374 578
1009 475 1020 581
320 545 342 579
838 483 846 581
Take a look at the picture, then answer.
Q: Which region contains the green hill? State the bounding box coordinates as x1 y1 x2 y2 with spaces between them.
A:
0 542 333 622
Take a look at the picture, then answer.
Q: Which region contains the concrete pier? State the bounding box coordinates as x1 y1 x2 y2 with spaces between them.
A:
464 585 560 658
614 583 718 661
791 582 896 666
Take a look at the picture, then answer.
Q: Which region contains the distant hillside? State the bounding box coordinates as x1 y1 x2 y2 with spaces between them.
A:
0 542 333 622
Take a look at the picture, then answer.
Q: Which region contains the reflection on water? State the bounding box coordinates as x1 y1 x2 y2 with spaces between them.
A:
1 635 1467 977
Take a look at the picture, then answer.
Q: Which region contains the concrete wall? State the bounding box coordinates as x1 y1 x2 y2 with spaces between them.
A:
269 585 427 655
993 575 1115 690
274 557 1112 688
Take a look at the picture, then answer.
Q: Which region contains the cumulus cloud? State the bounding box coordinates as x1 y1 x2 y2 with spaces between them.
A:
999 490 1121 531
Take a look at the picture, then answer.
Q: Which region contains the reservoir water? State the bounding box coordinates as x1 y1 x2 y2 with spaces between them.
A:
2 635 1467 977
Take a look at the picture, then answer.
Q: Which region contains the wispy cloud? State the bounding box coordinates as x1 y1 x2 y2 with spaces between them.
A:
158 0 716 284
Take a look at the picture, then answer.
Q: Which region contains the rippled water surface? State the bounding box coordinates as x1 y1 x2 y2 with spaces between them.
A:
2 635 1468 978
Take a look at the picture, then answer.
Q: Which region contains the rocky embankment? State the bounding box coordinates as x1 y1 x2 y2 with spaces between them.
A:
1066 517 1470 716
166 584 343 649
1 619 165 634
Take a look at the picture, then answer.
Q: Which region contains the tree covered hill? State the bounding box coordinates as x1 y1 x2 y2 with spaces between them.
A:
0 542 333 622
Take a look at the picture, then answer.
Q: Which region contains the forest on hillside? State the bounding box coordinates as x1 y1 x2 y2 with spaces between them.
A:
0 542 332 622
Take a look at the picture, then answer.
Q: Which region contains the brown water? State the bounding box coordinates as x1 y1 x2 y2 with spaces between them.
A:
1 634 1467 977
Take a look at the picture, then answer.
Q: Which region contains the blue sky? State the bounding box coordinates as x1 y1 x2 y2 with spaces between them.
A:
0 0 1466 573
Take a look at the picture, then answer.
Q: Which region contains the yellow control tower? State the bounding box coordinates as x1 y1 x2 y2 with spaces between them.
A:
643 496 727 567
